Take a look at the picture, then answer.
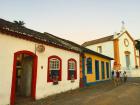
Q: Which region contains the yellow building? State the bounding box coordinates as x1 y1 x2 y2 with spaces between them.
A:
80 48 113 87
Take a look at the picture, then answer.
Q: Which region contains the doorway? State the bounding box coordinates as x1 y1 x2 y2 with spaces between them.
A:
95 60 99 80
106 62 110 78
125 54 130 68
10 51 37 105
101 61 105 79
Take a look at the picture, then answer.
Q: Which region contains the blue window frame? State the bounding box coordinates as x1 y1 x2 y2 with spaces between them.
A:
87 58 92 74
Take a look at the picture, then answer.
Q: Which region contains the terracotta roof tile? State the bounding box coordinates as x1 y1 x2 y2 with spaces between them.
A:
82 35 114 47
0 18 113 60
0 18 82 53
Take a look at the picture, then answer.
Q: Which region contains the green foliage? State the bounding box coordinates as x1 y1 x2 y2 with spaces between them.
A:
135 40 140 50
13 20 25 26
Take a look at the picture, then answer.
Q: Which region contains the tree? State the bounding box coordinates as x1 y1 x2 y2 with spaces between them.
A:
13 20 25 27
135 40 140 50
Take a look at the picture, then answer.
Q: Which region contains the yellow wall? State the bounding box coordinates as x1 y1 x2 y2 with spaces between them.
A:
84 53 110 83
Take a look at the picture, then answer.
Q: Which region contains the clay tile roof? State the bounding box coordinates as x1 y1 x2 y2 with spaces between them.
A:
82 35 114 47
0 18 82 53
0 18 113 60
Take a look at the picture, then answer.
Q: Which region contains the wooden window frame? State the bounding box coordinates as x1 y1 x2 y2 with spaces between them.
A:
67 58 77 80
47 55 62 82
87 57 92 74
97 46 102 53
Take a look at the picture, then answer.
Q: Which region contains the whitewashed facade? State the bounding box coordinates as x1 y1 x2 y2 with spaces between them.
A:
86 41 114 58
0 33 80 105
118 32 136 70
83 30 138 73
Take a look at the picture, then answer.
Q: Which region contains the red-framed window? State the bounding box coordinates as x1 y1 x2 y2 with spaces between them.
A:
68 58 77 80
47 55 62 82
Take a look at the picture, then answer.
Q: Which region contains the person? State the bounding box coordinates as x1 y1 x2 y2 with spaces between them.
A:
120 71 123 84
113 70 117 86
116 70 120 86
111 70 114 80
123 71 127 83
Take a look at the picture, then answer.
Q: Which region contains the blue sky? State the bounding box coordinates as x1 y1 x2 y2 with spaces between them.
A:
0 0 140 44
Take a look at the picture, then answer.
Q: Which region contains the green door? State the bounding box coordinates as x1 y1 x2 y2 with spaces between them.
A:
101 61 105 79
106 62 109 78
95 60 99 80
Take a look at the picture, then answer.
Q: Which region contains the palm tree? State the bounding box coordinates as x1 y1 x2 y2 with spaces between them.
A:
13 20 25 27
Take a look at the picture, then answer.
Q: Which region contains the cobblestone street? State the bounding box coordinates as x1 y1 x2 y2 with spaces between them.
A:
15 78 140 105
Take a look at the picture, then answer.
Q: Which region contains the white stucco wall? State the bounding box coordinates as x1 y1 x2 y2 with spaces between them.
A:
0 33 80 105
118 33 136 70
136 49 140 67
86 41 114 58
124 68 140 77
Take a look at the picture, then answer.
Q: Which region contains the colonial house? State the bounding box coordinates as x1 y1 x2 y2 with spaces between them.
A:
80 48 113 87
0 18 83 105
0 19 112 105
82 29 138 72
0 18 113 105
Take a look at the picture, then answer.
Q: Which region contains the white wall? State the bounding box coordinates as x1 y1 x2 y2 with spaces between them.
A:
0 33 80 105
118 33 136 70
124 68 140 77
86 41 114 58
36 44 80 99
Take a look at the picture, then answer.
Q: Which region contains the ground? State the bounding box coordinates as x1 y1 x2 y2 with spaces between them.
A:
16 78 140 105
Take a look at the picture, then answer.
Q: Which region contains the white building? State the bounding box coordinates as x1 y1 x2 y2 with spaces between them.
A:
0 19 82 105
82 29 140 73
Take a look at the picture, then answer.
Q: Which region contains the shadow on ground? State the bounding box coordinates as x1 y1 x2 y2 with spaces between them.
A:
15 78 140 105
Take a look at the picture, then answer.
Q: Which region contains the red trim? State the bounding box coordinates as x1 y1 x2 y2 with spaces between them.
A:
10 50 38 105
67 58 77 80
47 55 62 82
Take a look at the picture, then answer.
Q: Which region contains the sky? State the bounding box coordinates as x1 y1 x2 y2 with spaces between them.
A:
0 0 140 44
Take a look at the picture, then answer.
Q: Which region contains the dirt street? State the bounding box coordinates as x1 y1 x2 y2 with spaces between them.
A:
16 78 140 105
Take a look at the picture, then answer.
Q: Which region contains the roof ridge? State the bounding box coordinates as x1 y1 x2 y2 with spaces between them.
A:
0 18 82 53
0 18 113 60
82 35 114 47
